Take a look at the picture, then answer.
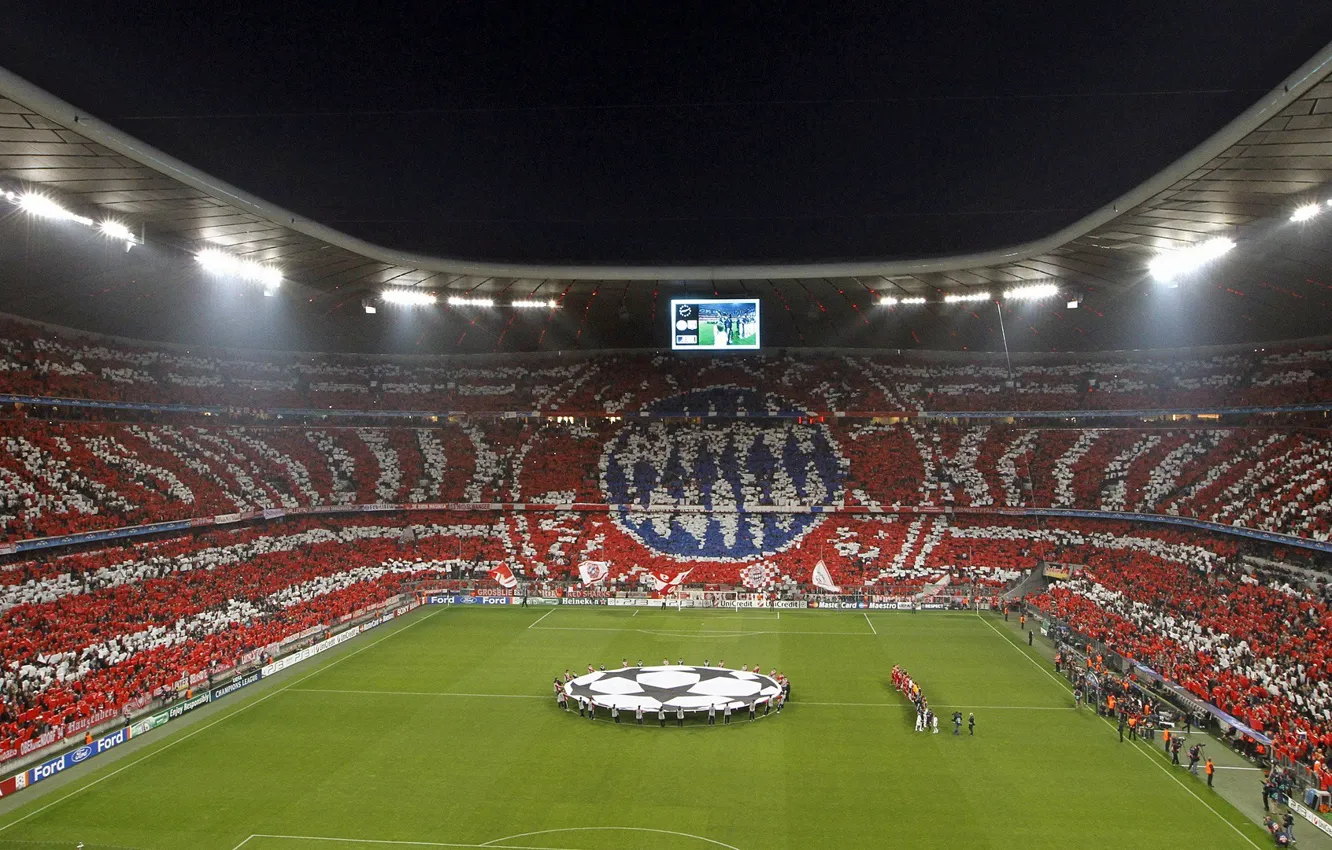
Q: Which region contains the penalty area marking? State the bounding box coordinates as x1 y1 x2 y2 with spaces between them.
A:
0 607 448 837
864 612 877 635
975 612 1264 850
482 826 741 849
527 608 556 629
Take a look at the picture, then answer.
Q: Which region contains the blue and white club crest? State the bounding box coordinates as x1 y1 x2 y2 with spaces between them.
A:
601 390 845 560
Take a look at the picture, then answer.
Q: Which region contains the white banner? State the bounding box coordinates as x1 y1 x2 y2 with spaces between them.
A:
578 561 610 585
811 560 841 593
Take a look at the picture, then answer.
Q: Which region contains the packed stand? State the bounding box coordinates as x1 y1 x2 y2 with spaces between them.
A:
3 316 1331 415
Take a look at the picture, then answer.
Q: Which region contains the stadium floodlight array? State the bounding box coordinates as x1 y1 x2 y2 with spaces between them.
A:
943 291 991 304
195 249 283 288
880 296 929 305
1003 283 1060 301
1148 237 1235 282
511 298 558 309
3 189 138 248
380 288 437 307
1291 203 1323 222
17 192 93 224
448 295 495 307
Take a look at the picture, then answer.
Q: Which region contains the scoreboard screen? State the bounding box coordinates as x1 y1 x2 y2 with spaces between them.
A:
670 298 760 350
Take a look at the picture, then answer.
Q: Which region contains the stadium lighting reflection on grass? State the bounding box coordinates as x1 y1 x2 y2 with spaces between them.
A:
943 291 990 303
1003 283 1059 301
1291 203 1322 222
381 288 436 307
195 249 282 288
512 298 558 309
1148 237 1234 282
448 295 495 307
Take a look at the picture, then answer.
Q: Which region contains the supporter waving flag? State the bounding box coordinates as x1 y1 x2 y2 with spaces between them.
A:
649 568 693 591
811 560 841 593
488 564 518 589
578 561 610 586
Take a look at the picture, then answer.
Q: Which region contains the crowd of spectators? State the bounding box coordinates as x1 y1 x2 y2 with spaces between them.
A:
3 316 1331 415
3 414 1329 545
1031 551 1332 790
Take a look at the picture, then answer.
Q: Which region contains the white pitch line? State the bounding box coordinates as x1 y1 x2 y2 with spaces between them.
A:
864 612 877 635
975 612 1264 850
529 625 867 637
287 690 1068 711
632 610 638 617
527 608 555 629
482 826 742 850
0 607 446 836
291 688 547 699
800 701 1073 710
244 834 596 850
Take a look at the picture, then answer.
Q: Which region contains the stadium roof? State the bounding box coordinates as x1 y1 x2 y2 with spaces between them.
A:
1 21 1332 354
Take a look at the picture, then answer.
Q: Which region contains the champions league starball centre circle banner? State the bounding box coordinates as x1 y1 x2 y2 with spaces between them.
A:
564 666 783 713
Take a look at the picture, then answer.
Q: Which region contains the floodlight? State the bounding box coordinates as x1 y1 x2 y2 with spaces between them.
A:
1291 204 1322 222
381 288 437 306
195 249 283 287
512 298 557 309
448 295 495 307
1148 237 1234 282
19 193 92 225
877 296 898 306
899 297 928 305
98 220 136 243
1004 283 1059 301
943 291 990 303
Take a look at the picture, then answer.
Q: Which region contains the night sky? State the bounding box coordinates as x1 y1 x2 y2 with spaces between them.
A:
5 1 1332 266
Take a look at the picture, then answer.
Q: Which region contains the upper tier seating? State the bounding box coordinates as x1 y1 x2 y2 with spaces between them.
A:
2 317 1330 414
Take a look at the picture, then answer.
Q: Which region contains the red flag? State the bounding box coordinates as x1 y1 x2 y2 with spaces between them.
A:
489 564 518 589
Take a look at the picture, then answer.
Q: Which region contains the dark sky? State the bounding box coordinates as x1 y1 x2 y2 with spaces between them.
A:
4 2 1332 266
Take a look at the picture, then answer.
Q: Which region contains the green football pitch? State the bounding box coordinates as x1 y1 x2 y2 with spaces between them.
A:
0 607 1271 850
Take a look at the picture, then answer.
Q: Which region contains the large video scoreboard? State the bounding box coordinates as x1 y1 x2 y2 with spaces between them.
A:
670 298 760 351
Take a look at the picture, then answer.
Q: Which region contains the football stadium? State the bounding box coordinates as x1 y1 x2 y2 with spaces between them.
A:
1 5 1332 849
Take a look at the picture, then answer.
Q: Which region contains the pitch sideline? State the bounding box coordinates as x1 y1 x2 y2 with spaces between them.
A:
0 606 449 836
975 612 1265 850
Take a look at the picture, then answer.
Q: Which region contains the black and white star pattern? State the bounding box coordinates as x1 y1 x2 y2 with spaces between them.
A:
563 666 782 712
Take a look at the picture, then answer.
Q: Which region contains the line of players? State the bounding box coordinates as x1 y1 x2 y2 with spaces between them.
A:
893 665 975 736
553 657 791 726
